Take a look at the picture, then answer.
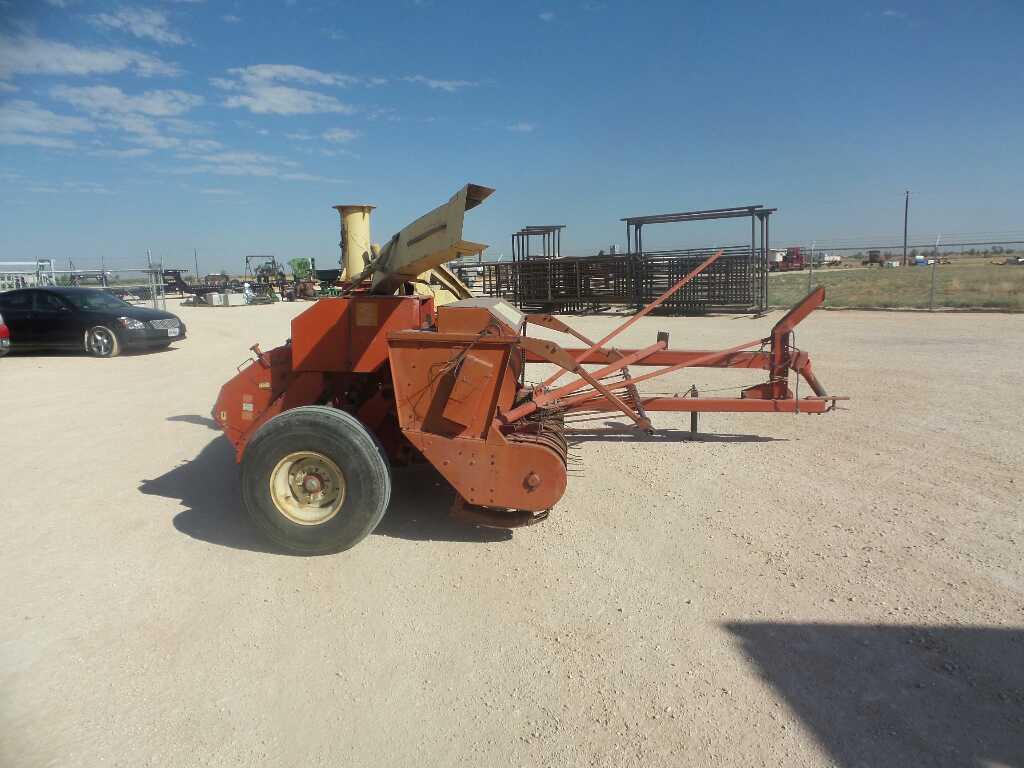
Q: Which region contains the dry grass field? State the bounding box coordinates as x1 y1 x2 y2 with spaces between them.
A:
769 258 1024 310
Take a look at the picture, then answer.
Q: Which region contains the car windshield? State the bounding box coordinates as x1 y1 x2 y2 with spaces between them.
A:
63 291 131 312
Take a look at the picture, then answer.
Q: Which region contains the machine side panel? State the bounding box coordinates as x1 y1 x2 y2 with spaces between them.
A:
400 431 567 512
348 295 430 373
291 299 351 372
387 335 511 437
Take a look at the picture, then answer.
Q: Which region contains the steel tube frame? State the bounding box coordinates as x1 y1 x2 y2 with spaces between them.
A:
501 286 839 427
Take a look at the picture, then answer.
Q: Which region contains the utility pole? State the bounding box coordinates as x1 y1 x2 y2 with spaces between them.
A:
929 234 940 311
808 240 815 292
903 190 910 266
194 249 200 280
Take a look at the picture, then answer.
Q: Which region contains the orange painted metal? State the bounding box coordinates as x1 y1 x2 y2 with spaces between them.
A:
213 343 325 460
292 294 433 373
578 396 831 414
213 284 840 529
542 248 723 388
386 299 567 512
523 347 770 369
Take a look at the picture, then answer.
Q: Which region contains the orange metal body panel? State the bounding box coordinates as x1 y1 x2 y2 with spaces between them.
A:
406 431 566 512
213 345 325 459
291 295 433 373
387 301 567 512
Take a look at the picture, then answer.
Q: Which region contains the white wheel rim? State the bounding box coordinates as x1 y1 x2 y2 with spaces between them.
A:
269 451 346 526
90 328 112 355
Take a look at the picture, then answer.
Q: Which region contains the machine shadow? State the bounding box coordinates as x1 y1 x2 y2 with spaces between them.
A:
167 414 220 429
725 622 1024 768
565 423 784 444
372 464 513 544
139 434 510 554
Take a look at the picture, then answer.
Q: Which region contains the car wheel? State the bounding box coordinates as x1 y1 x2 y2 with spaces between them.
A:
85 325 121 357
241 406 391 555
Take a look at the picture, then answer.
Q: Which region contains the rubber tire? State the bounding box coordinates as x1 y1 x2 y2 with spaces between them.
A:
86 325 121 357
241 406 391 555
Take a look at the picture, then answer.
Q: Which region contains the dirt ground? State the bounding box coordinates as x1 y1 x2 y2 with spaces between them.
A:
1 300 1021 767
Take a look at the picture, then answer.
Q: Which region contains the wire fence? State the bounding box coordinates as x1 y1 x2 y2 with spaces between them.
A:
768 252 1024 312
0 257 168 310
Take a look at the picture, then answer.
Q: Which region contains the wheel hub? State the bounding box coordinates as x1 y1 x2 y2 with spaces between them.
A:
269 452 346 525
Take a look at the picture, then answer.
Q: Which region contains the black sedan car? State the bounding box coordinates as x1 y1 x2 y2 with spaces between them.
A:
0 287 187 357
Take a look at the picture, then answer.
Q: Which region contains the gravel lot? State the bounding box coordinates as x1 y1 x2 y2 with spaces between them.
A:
2 300 1021 767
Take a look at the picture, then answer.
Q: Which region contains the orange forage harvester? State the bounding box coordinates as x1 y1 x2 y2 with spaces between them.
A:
213 183 844 554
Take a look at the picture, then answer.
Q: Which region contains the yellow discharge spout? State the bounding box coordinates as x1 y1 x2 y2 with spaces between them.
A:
333 204 375 281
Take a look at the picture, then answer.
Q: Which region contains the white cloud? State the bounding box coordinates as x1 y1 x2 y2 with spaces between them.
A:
286 131 315 141
50 85 203 116
403 75 477 92
222 14 242 23
323 127 358 143
0 82 19 93
209 77 238 91
173 149 298 177
882 9 908 19
29 180 112 194
0 100 95 148
280 172 345 183
227 64 361 87
90 8 187 46
46 86 205 151
0 33 180 81
162 117 206 134
171 148 339 182
507 121 535 132
185 138 222 152
91 147 153 158
200 188 242 195
215 65 360 115
2 135 77 149
225 86 352 115
320 147 359 159
539 11 555 22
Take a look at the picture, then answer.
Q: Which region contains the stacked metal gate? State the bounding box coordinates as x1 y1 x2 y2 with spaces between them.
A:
480 247 764 314
477 204 774 315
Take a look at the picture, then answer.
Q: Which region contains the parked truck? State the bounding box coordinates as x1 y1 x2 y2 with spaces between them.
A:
769 247 805 272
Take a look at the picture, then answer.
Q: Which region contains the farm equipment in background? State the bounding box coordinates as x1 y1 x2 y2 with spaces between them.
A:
243 255 286 301
769 247 805 272
213 183 844 554
163 269 247 304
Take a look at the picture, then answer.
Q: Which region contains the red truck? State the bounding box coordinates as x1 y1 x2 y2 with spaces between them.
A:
0 311 10 357
769 247 805 272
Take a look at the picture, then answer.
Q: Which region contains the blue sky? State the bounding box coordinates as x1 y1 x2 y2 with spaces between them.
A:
1 0 1021 272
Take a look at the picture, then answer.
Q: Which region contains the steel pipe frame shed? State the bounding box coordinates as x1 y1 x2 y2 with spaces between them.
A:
623 205 776 312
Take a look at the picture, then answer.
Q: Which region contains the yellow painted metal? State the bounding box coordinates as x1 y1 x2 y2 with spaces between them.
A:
333 204 375 281
370 183 493 294
419 263 473 302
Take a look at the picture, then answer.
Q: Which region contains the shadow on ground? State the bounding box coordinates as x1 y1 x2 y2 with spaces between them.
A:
7 346 177 358
725 622 1024 767
565 422 784 444
167 414 219 429
139 425 510 554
